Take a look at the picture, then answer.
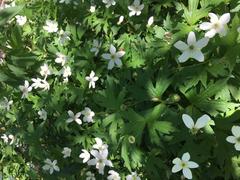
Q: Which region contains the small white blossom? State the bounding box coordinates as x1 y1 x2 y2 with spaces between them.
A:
38 109 47 120
0 97 13 111
86 171 96 180
82 107 95 123
147 16 154 27
128 0 144 17
40 64 51 79
172 152 199 179
1 134 14 145
199 13 230 38
102 0 116 8
182 114 210 134
79 149 91 163
55 52 68 66
42 159 60 175
107 170 121 180
102 44 125 70
31 78 50 91
43 20 58 33
126 172 141 180
174 31 209 63
66 110 82 125
58 30 70 45
62 147 71 158
90 39 102 56
117 16 124 25
90 5 96 13
15 15 27 26
62 66 71 78
226 125 240 151
19 80 32 99
85 71 99 89
87 149 113 175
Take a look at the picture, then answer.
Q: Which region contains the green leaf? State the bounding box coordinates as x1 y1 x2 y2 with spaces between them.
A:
0 6 24 26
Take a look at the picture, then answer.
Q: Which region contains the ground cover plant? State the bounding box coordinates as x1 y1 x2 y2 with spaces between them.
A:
1 0 240 179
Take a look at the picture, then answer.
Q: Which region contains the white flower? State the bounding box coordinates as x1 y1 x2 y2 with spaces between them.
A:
40 64 51 79
55 52 68 66
85 71 99 89
42 159 60 175
199 13 230 38
58 30 70 45
59 0 71 4
86 171 96 180
90 39 102 56
66 110 82 125
147 16 154 27
226 125 240 151
1 134 14 145
174 31 209 63
62 147 71 158
87 149 113 175
102 44 125 70
43 20 58 33
38 109 47 120
15 15 27 26
117 16 124 25
126 172 141 180
31 78 50 91
62 66 71 78
82 107 95 123
93 137 108 152
102 0 116 8
19 80 32 99
107 170 121 180
182 114 210 134
79 149 91 163
0 97 13 111
90 5 96 13
172 152 199 179
128 0 144 17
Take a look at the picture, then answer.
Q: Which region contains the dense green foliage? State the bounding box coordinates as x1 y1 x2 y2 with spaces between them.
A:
1 0 240 179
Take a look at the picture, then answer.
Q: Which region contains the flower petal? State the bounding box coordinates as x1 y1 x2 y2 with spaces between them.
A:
209 13 218 23
102 53 111 60
172 164 182 173
187 31 196 45
235 143 240 151
108 60 115 70
182 114 194 129
191 50 204 62
172 157 181 164
87 159 97 166
183 168 192 179
226 136 237 144
232 126 240 137
195 38 209 49
188 161 199 168
115 59 122 67
219 13 230 25
182 152 190 161
199 22 212 30
116 51 125 58
110 44 116 54
178 51 190 63
205 29 217 38
174 41 188 51
195 114 210 129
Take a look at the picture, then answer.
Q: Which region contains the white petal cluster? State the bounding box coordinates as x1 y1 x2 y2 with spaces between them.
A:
58 30 71 45
15 15 27 26
102 0 116 8
126 172 141 180
42 159 60 174
40 64 51 80
226 125 240 151
55 52 68 66
174 31 209 63
31 78 50 91
62 147 71 158
43 20 58 33
82 107 95 123
102 44 125 70
85 71 99 89
19 80 32 99
38 109 47 120
66 110 82 125
128 0 144 17
1 134 14 145
0 97 13 111
107 170 121 180
172 152 199 179
182 114 210 134
200 13 230 38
